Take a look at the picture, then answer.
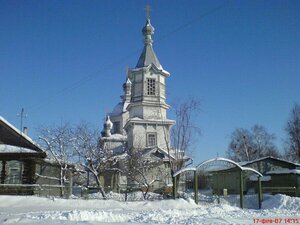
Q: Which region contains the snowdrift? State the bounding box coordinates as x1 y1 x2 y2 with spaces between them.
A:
0 194 299 224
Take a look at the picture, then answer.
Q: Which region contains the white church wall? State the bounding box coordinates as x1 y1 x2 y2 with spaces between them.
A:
102 139 126 155
143 106 166 119
129 105 143 119
132 126 147 149
156 125 170 149
131 73 143 101
120 111 129 134
127 123 171 150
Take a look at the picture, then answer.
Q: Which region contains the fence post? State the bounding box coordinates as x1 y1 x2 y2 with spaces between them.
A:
65 169 73 198
258 176 262 209
239 170 244 209
194 170 198 204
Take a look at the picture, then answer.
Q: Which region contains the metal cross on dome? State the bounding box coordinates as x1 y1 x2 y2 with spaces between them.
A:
145 4 151 19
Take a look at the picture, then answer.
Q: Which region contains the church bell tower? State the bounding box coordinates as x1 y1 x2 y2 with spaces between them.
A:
124 8 175 150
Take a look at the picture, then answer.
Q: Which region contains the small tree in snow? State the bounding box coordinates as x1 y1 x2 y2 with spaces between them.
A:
73 122 111 199
124 148 166 200
38 123 74 197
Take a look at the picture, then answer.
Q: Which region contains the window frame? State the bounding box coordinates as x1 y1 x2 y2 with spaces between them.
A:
147 132 157 147
146 78 156 96
113 121 120 134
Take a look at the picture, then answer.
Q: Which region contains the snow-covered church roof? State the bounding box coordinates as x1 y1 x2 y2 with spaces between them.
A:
110 102 130 116
101 133 127 141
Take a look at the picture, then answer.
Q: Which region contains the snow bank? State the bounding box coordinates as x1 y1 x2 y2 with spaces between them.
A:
262 194 300 211
0 194 299 225
87 191 164 201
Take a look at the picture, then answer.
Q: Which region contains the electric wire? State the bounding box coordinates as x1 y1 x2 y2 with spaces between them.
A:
28 1 230 113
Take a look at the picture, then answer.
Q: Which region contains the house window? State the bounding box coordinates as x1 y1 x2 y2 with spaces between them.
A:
147 78 156 95
147 133 156 147
6 160 23 184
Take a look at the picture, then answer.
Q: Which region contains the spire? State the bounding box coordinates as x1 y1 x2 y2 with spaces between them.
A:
123 76 132 102
136 5 162 69
101 115 113 137
143 5 154 46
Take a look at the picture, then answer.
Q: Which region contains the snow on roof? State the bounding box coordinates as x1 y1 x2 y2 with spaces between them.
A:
136 44 162 69
266 169 300 175
0 116 44 153
0 116 33 143
139 147 176 161
249 174 271 182
0 144 37 154
42 158 76 169
111 152 129 161
102 133 127 141
197 157 244 171
196 157 263 177
131 63 170 76
238 156 300 167
128 117 175 124
110 102 129 116
129 117 142 120
110 103 123 116
154 147 176 160
173 167 196 177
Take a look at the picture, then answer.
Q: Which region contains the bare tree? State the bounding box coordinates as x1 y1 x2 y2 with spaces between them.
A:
72 122 108 198
169 97 201 172
38 123 74 196
118 134 169 200
252 125 279 158
124 149 157 199
227 128 253 162
284 103 300 163
156 97 201 197
128 152 172 199
227 125 279 162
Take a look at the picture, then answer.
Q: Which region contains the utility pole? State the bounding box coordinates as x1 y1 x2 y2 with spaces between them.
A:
17 108 27 133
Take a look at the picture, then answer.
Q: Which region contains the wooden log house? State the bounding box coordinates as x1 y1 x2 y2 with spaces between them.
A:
0 116 73 196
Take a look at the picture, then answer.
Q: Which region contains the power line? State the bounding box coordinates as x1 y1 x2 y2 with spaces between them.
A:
156 1 229 43
28 1 229 113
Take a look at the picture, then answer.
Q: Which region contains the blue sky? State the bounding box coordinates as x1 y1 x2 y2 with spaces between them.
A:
1 0 299 164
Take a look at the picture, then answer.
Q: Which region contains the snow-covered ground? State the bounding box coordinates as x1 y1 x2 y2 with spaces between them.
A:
0 193 299 225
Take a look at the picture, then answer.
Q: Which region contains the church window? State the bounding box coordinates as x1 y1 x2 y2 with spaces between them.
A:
147 133 156 147
113 122 120 134
147 78 156 95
